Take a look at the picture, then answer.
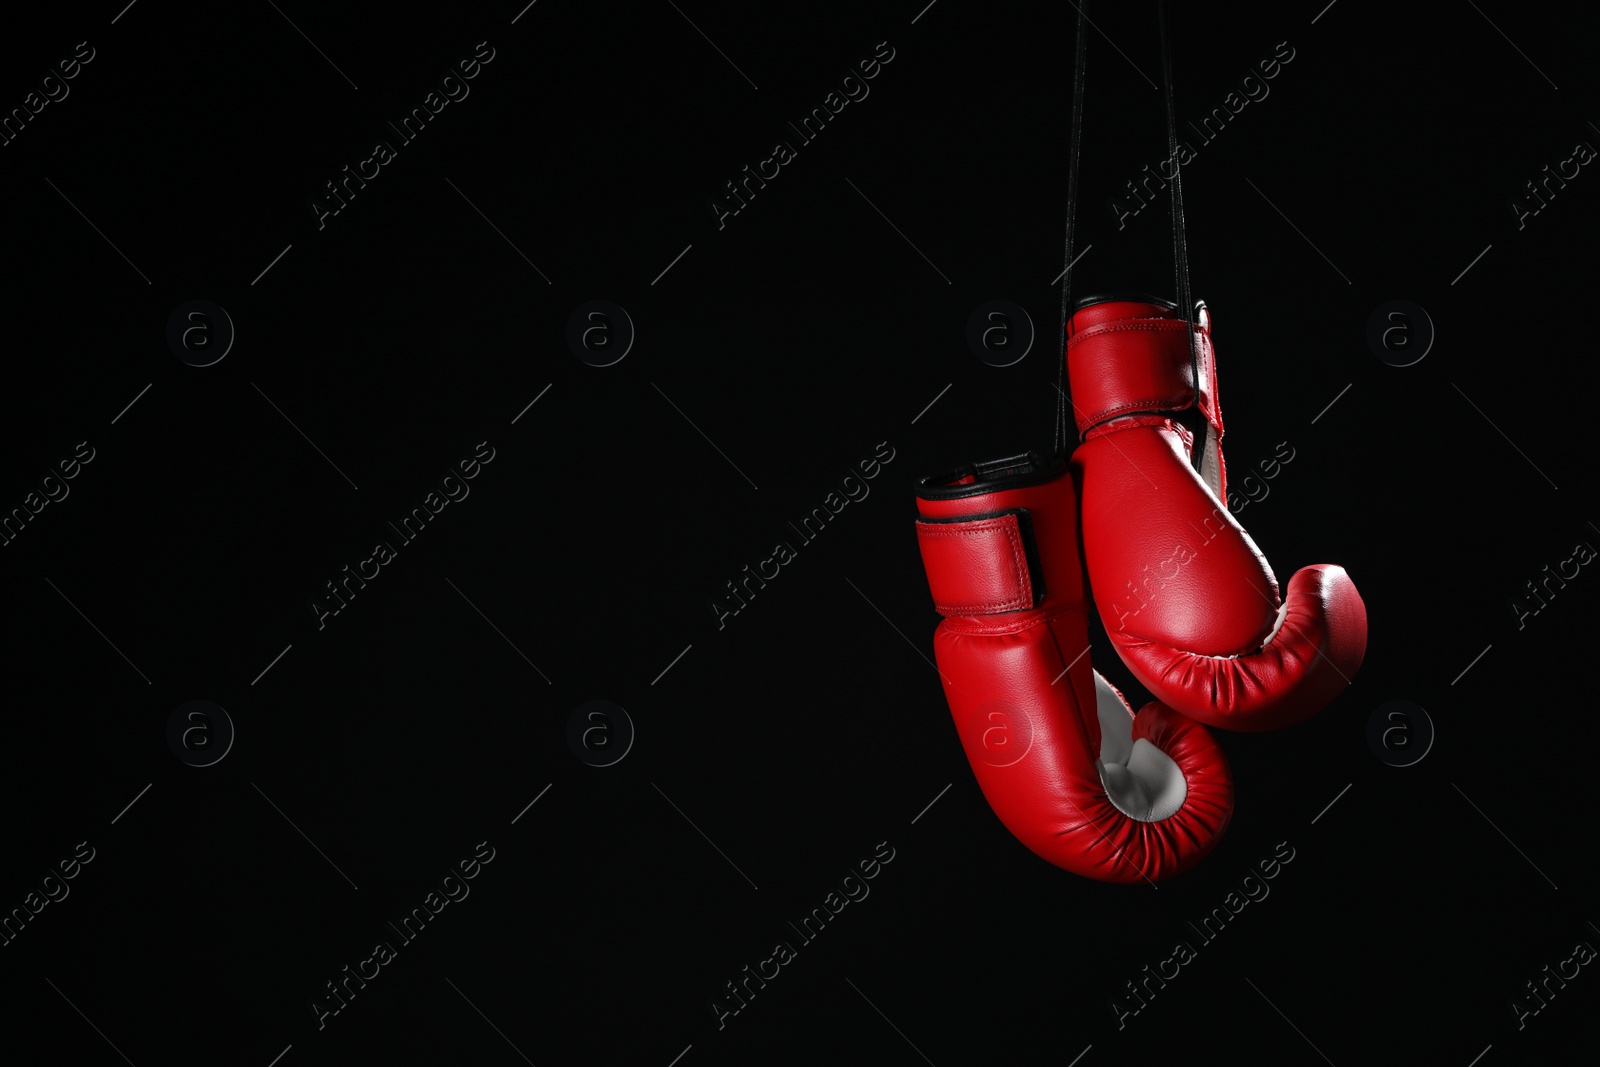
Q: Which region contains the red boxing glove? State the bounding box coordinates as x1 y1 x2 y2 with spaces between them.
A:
915 453 1232 884
1065 296 1368 731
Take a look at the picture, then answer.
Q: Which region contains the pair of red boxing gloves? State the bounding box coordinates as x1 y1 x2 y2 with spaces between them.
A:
914 296 1367 883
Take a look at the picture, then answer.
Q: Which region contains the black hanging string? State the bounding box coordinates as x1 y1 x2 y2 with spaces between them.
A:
1054 0 1201 462
1157 0 1201 428
1053 0 1090 461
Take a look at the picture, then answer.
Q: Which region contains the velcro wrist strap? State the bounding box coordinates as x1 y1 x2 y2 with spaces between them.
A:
1068 319 1218 436
915 510 1042 616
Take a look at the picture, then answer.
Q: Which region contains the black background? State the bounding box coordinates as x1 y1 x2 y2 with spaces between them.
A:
2 1 1597 1064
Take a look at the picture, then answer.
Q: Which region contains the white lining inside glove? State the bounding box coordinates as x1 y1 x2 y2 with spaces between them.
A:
1198 423 1225 503
1093 671 1188 822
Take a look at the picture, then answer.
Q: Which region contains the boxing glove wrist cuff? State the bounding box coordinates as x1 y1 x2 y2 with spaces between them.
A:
915 452 1075 616
1066 303 1220 439
915 509 1044 615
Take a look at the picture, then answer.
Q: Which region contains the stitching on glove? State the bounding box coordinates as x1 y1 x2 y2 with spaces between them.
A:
1067 320 1190 349
1082 394 1196 426
919 518 1031 614
941 601 1087 634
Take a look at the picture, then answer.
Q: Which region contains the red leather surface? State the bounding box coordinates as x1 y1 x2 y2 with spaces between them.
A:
1066 300 1220 438
1067 300 1368 731
914 513 1033 615
1076 420 1279 655
1114 565 1369 732
916 463 1232 883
